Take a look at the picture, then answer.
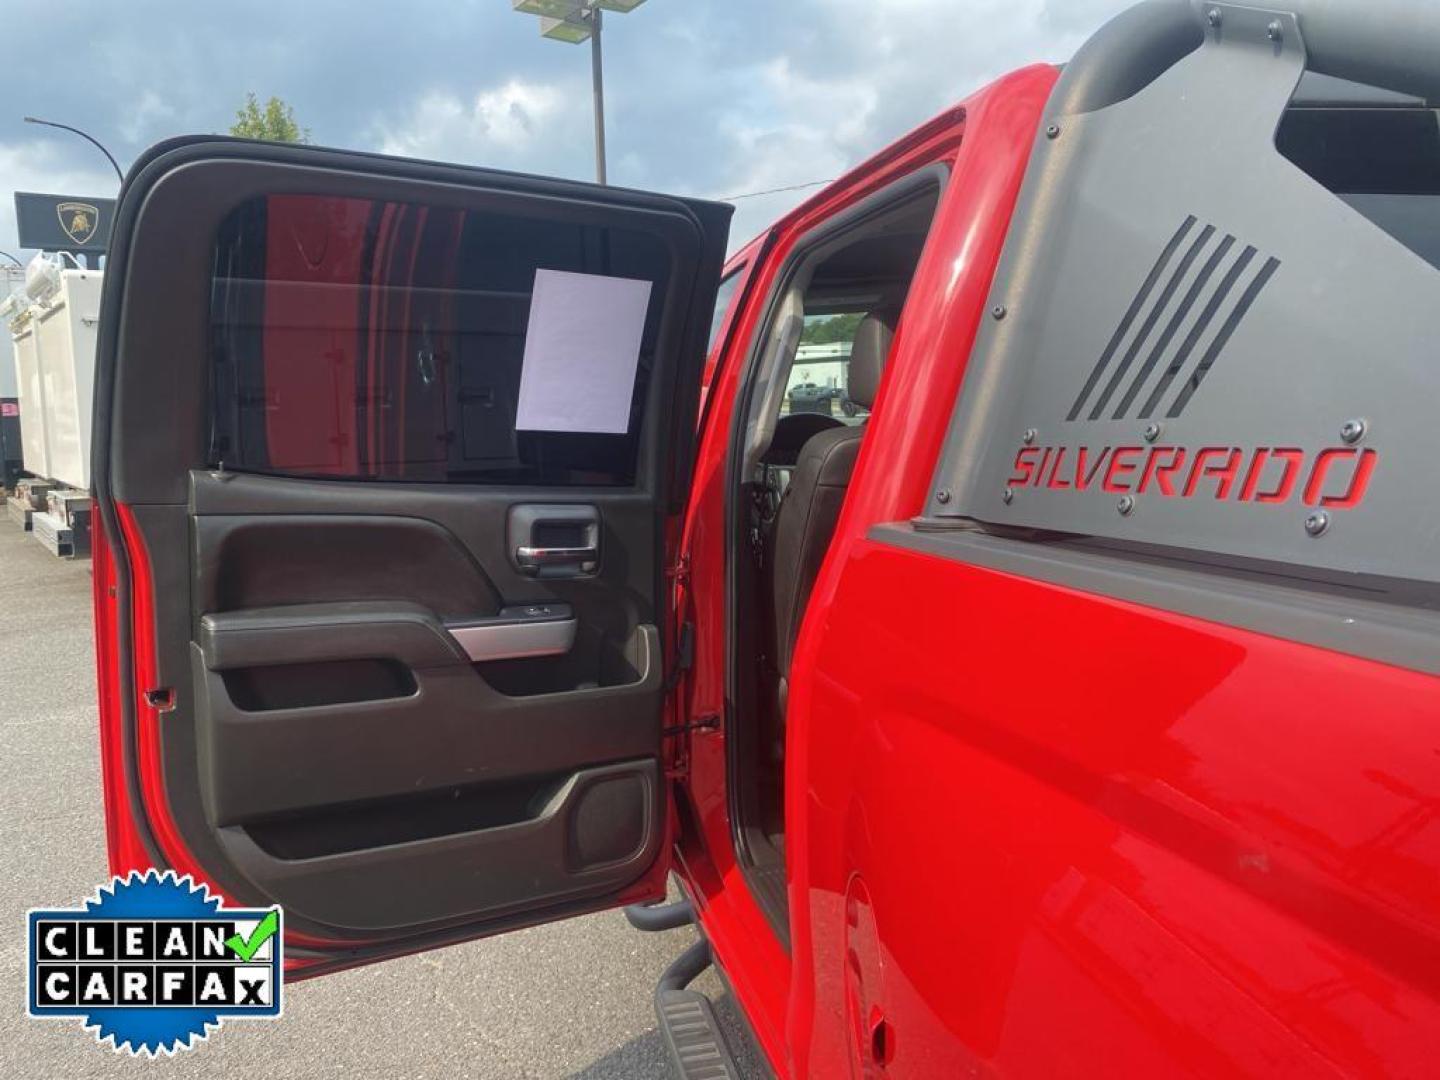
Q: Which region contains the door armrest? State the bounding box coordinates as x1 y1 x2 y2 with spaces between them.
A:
199 601 468 671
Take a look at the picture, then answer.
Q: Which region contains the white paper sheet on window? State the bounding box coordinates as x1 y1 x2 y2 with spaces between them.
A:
514 268 654 435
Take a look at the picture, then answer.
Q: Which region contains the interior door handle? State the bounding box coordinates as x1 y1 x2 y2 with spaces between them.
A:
446 604 577 662
515 545 599 573
509 504 601 578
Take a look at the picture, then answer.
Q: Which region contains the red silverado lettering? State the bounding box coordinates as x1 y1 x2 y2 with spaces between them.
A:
1009 444 1378 507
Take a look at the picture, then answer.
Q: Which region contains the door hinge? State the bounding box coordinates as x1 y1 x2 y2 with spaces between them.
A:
663 713 719 737
666 552 691 585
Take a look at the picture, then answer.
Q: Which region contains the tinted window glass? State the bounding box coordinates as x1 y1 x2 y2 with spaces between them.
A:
209 194 673 485
707 269 742 353
1277 107 1440 195
782 312 871 422
1277 105 1440 270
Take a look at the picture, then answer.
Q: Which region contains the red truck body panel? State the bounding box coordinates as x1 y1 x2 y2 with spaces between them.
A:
792 540 1440 1076
677 54 1440 1077
675 63 1072 1075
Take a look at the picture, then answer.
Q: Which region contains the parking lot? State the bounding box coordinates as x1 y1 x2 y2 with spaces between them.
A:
0 520 765 1078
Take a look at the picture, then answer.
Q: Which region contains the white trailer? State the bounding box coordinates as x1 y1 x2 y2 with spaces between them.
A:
0 266 18 399
31 268 101 491
10 310 50 479
4 256 99 554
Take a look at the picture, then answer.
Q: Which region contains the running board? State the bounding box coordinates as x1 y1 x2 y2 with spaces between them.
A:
655 938 742 1080
625 899 695 932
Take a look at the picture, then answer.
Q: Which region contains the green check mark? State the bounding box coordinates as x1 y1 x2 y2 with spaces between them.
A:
225 910 279 962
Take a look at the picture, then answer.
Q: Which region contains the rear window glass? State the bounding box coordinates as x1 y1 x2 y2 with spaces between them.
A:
1277 106 1440 195
1277 103 1440 270
782 313 872 422
707 269 742 354
208 193 673 485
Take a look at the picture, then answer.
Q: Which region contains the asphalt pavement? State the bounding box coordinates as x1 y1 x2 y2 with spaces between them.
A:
0 517 768 1079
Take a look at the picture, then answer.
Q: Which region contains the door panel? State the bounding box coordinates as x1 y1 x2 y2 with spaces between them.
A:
186 482 666 934
193 614 660 826
93 137 728 963
194 514 502 617
215 759 661 932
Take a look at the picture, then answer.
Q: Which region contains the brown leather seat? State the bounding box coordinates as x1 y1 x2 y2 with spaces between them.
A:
767 307 896 710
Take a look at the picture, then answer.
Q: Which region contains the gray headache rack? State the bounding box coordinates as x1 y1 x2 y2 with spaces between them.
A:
925 0 1440 587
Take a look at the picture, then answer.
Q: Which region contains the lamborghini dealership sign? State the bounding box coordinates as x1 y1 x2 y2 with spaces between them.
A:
15 192 116 253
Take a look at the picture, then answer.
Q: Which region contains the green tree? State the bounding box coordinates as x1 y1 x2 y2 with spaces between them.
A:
230 94 310 143
801 311 864 345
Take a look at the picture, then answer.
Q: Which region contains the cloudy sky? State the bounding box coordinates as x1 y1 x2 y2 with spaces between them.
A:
1 0 1133 263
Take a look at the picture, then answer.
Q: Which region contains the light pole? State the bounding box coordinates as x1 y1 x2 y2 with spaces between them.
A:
510 1 649 185
589 7 606 185
23 116 124 184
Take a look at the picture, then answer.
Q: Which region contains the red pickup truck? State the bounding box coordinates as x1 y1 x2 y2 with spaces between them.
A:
88 0 1440 1075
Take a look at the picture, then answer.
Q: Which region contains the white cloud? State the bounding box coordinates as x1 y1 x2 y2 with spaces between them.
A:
118 90 178 146
0 141 121 263
372 79 574 166
0 0 1140 265
691 0 1132 250
1041 0 1136 35
751 57 879 150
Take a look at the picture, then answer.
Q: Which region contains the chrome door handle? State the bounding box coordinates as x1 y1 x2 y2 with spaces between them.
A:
446 604 577 662
515 545 599 575
509 504 601 578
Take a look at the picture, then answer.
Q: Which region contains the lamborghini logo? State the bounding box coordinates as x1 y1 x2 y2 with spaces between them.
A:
56 202 99 246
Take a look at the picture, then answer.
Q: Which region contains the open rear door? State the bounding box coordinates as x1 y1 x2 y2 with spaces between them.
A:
91 137 729 971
